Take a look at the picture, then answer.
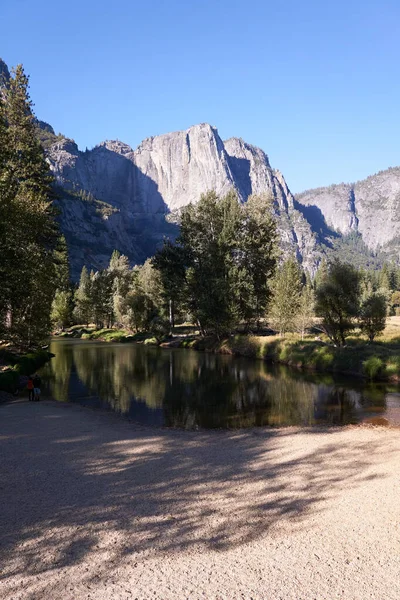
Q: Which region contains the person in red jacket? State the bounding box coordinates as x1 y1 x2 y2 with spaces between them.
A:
27 376 34 402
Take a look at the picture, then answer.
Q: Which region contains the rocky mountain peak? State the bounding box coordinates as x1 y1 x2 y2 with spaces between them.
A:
98 140 134 156
0 58 10 87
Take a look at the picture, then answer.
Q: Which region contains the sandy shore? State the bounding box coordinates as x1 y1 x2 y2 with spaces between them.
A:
0 400 399 600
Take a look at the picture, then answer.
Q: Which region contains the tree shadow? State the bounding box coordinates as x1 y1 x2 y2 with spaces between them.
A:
0 400 397 595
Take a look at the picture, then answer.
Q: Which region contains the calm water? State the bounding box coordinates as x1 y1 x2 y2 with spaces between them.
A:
39 339 400 429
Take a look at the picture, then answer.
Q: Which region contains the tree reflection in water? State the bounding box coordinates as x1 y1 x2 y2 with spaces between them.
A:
40 339 395 429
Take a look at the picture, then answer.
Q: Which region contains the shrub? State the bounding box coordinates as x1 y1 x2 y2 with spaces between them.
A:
0 370 19 393
150 317 170 342
363 356 385 380
144 337 159 346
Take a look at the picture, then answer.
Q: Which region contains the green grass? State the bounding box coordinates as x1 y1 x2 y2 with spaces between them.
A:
58 318 400 382
163 328 400 382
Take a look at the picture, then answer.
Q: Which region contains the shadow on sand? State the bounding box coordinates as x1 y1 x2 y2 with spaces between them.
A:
0 400 395 590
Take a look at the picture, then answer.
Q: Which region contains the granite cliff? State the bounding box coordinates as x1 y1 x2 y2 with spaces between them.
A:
295 170 400 262
46 123 320 278
1 57 399 277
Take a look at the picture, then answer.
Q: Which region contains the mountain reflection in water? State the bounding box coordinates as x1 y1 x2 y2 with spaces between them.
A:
39 339 400 429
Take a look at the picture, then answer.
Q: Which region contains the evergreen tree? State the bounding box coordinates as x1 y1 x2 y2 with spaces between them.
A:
0 64 58 346
269 257 302 336
54 235 71 291
74 266 92 325
90 270 114 328
107 250 131 326
51 289 73 330
152 240 188 330
314 257 328 289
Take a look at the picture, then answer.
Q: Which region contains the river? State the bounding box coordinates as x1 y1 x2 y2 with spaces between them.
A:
39 338 400 429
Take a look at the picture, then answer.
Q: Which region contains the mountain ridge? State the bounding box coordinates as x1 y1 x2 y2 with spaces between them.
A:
1 58 399 277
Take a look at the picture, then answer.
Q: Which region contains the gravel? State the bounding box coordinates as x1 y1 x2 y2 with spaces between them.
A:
0 400 399 600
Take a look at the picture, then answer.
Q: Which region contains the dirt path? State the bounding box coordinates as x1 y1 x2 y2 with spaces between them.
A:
0 400 399 600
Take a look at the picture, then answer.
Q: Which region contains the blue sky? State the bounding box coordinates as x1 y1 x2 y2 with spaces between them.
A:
1 0 400 192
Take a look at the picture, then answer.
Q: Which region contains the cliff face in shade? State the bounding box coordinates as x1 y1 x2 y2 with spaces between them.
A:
45 123 320 278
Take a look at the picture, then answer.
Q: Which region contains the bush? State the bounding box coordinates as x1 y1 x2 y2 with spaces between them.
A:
0 370 19 393
150 317 170 342
363 356 385 380
143 337 159 346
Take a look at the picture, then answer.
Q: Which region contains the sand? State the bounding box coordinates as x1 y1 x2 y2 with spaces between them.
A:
0 400 399 600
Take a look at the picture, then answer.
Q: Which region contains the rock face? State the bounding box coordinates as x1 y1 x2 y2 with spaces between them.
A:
46 123 320 278
2 57 399 276
295 168 400 260
0 58 10 86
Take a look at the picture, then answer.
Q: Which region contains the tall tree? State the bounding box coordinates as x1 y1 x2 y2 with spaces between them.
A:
1 64 58 345
74 266 92 325
359 292 387 342
236 193 278 327
295 283 315 339
315 260 361 346
152 240 188 330
269 257 302 336
107 250 131 326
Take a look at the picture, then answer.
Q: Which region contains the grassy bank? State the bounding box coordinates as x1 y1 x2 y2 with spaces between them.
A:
162 334 400 381
55 326 152 343
56 318 400 382
0 349 53 393
162 318 400 382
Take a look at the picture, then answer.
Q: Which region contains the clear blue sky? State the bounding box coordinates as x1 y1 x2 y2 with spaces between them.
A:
1 0 400 192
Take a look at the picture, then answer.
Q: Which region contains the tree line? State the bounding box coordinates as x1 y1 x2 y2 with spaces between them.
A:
55 190 400 347
2 64 400 350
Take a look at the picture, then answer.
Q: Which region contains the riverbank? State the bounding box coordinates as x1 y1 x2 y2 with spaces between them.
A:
1 399 399 600
161 332 400 382
55 318 400 382
0 348 53 393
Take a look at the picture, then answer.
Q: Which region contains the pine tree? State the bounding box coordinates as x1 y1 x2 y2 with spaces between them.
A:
152 239 187 330
51 289 73 330
0 64 58 346
107 250 131 326
74 266 92 325
54 235 71 291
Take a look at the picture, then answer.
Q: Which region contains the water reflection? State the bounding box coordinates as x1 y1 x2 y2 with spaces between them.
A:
39 339 400 429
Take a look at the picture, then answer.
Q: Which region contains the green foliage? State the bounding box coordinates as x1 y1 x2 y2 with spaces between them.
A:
0 64 59 347
315 260 361 346
268 257 302 335
363 356 385 380
150 316 170 342
51 289 73 329
328 232 383 270
153 191 278 335
73 266 92 325
294 283 315 339
359 293 387 342
34 122 66 150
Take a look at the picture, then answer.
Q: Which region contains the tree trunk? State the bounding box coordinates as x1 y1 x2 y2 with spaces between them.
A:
169 299 174 333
